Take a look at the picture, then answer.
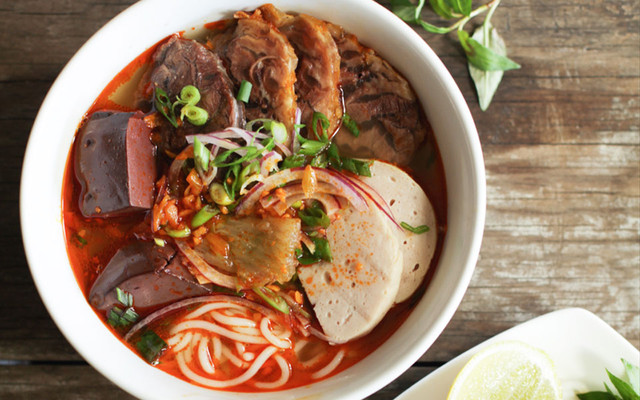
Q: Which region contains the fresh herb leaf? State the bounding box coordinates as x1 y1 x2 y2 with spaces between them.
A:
193 136 209 171
135 330 167 364
252 287 290 314
282 154 306 169
299 202 330 228
578 359 640 400
624 360 640 394
115 287 133 307
164 226 191 238
607 369 639 400
577 392 618 400
430 0 454 19
342 113 360 137
107 305 139 328
297 134 328 156
469 21 506 111
445 0 471 16
459 29 520 72
390 0 425 22
154 87 178 128
297 237 333 264
401 221 430 234
311 111 330 142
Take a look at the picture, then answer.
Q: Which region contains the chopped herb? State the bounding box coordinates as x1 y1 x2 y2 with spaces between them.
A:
237 79 252 103
297 237 333 264
107 305 139 328
153 237 166 247
253 287 290 314
73 233 87 247
223 164 240 202
400 221 430 234
297 134 328 156
193 136 209 171
311 111 330 142
267 120 288 144
342 113 360 137
115 287 133 307
578 359 640 400
164 226 191 238
176 85 201 106
191 205 219 228
299 202 330 228
135 330 167 364
326 142 372 177
282 154 306 169
154 87 178 128
180 104 208 126
210 182 234 206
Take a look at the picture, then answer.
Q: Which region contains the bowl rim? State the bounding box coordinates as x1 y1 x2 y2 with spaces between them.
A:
20 0 486 398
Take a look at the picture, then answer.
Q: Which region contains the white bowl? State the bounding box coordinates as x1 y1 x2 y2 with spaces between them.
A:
20 0 485 399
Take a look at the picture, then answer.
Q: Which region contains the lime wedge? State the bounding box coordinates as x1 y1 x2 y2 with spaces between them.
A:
447 341 562 400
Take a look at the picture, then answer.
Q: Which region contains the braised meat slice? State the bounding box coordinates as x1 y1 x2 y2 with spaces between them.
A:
137 35 241 153
258 4 342 137
75 111 156 218
211 9 298 143
328 24 427 165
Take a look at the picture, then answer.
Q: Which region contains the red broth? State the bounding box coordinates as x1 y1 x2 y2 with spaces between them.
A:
62 26 447 392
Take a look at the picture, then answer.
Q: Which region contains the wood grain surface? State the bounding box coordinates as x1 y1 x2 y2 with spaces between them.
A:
1 0 638 399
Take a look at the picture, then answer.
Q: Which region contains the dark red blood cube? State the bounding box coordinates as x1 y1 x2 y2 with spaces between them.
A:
75 111 156 217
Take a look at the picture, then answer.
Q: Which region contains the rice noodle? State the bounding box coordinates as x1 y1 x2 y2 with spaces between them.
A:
235 342 245 357
254 354 290 389
311 350 345 379
212 336 222 361
210 311 256 327
166 333 184 347
221 343 246 368
242 352 255 362
185 302 247 319
171 320 268 344
171 332 193 353
232 326 262 336
176 346 278 388
260 318 291 349
198 337 216 374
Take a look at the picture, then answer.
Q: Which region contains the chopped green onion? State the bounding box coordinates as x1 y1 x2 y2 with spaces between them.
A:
107 305 139 328
210 182 234 206
177 85 201 106
181 105 208 126
312 111 330 142
73 233 87 247
135 330 167 364
191 205 219 228
153 238 166 247
224 164 240 201
154 87 178 128
342 113 360 137
213 145 261 168
291 200 303 209
253 287 290 314
193 136 209 171
297 134 328 156
115 287 133 307
296 237 333 265
165 226 191 238
299 202 330 228
237 80 252 103
267 120 288 144
400 222 430 234
282 154 306 169
326 142 372 177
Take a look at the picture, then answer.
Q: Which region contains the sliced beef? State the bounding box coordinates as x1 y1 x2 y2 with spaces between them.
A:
75 111 156 218
137 35 241 154
89 241 209 313
328 24 427 165
258 5 342 137
210 9 298 143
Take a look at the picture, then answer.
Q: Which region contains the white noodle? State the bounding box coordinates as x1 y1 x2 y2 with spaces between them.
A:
311 350 345 379
254 354 290 389
232 326 262 336
176 346 279 388
235 342 245 356
221 343 246 368
211 311 256 327
166 333 183 347
171 320 268 344
198 337 216 375
185 333 201 364
185 302 247 319
212 336 222 360
243 352 255 362
260 318 291 349
172 331 193 353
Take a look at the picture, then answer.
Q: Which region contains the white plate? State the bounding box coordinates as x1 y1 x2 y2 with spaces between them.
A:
396 308 639 399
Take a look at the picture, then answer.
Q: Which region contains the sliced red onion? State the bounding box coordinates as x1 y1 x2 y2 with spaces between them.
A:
259 182 338 209
175 240 237 289
260 151 282 177
235 167 367 216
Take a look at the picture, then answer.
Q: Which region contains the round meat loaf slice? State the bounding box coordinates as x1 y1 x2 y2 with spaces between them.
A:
297 197 403 344
361 161 437 303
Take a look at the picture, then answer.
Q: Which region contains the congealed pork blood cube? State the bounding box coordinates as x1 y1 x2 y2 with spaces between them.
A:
75 111 156 217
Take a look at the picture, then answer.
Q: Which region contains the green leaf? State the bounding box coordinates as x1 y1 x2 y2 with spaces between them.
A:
459 29 521 72
469 22 507 111
622 359 640 394
135 330 167 364
445 0 471 16
417 19 454 34
607 369 640 400
429 0 454 19
299 202 330 228
390 0 425 22
400 221 430 234
577 392 620 400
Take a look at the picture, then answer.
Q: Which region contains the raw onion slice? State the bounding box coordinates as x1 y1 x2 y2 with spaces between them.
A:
235 167 367 216
175 240 237 289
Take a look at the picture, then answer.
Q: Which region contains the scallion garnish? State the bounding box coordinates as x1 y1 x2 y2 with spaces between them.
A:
400 221 430 234
326 142 372 177
153 237 166 247
253 287 290 314
181 105 208 126
282 154 306 169
237 80 252 103
267 120 288 144
297 237 333 264
342 113 360 137
177 85 201 106
191 205 219 228
154 87 178 128
296 134 328 156
115 287 133 307
135 330 167 364
164 226 191 238
312 111 330 142
107 305 139 328
193 136 209 172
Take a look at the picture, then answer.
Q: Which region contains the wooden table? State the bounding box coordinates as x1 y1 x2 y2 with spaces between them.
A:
1 0 638 398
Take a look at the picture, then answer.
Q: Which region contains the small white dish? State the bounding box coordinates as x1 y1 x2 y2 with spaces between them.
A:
396 308 639 400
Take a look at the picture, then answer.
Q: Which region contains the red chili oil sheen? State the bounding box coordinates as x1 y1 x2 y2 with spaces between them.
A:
61 30 448 392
